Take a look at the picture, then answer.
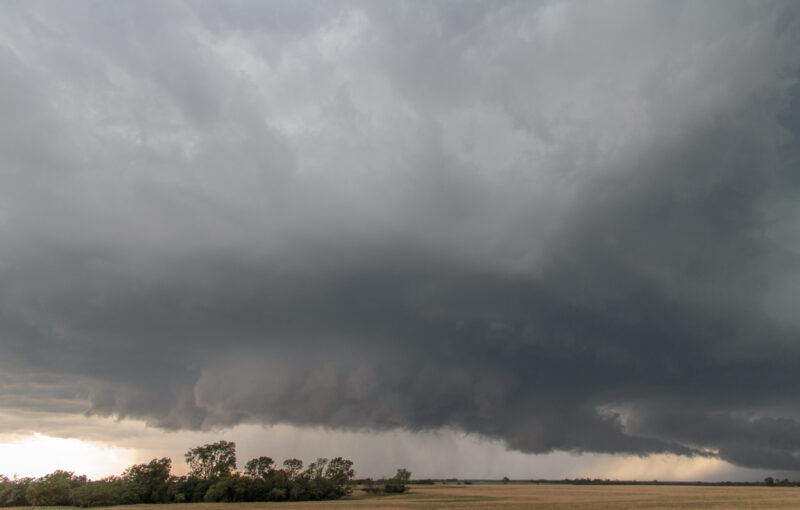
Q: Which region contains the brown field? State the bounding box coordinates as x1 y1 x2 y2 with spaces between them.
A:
26 483 800 510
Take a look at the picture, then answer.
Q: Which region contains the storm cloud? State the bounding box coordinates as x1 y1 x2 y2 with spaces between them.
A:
1 0 800 470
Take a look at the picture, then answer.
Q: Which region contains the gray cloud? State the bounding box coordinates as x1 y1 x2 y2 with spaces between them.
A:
1 0 800 471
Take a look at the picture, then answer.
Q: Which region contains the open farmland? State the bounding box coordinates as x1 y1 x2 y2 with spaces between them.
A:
16 483 800 510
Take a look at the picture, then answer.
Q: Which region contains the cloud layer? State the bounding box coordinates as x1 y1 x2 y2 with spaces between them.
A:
1 0 800 470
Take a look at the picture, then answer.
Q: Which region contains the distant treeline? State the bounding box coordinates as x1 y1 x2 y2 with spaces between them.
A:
0 440 411 507
530 478 800 486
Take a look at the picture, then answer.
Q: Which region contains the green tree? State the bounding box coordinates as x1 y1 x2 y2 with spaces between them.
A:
324 457 355 496
395 469 411 483
70 478 135 507
202 474 249 502
283 459 303 480
26 471 81 506
0 477 32 506
122 457 171 503
305 458 328 480
244 456 274 480
185 440 237 480
384 468 412 494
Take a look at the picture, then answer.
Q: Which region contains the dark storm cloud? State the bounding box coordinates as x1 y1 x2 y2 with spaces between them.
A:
1 0 800 470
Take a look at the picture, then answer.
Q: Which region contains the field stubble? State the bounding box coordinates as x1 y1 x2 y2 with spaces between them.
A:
11 483 800 509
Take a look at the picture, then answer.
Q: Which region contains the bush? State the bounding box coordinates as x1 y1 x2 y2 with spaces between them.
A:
203 475 249 502
26 471 84 506
383 482 407 493
0 477 32 506
123 458 171 504
268 487 287 501
383 468 411 493
170 476 211 503
71 480 135 507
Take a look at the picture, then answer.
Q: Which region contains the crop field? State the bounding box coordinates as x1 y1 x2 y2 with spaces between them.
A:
12 483 800 509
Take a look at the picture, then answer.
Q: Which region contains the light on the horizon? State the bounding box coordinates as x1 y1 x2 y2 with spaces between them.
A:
0 433 136 479
592 453 733 482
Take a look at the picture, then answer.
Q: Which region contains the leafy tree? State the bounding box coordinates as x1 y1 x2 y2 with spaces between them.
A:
203 474 250 502
299 458 329 500
325 457 354 485
244 456 274 480
305 458 329 480
185 440 237 479
170 475 212 503
384 468 412 494
269 468 289 492
324 457 355 496
26 471 82 506
283 458 303 480
71 478 135 507
122 457 171 503
502 476 510 484
0 476 32 506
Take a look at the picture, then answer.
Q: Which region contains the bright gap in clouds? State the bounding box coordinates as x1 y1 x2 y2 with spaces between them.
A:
0 434 136 479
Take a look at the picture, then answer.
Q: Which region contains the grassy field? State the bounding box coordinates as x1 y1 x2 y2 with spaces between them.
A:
11 484 800 509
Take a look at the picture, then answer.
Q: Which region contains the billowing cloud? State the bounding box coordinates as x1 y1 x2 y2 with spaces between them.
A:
1 0 800 471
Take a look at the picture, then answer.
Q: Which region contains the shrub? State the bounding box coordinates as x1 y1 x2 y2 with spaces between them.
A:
0 477 32 506
383 482 407 493
71 480 134 507
26 471 83 506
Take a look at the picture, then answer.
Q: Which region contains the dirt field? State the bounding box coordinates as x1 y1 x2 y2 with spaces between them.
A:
35 483 798 510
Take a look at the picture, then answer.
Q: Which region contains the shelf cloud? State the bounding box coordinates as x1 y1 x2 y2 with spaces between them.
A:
1 0 800 471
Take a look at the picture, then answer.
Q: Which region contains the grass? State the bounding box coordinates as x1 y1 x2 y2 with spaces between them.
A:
9 483 800 509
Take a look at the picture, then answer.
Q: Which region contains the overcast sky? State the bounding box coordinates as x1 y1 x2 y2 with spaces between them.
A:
1 0 800 481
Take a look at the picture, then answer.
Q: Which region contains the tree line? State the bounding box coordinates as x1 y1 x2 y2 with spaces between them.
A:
0 440 410 507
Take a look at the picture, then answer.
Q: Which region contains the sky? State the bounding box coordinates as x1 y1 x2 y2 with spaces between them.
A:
1 0 800 482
